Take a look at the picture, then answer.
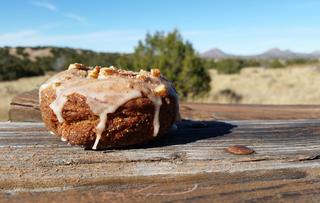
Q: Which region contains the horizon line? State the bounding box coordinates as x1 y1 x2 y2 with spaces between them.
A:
1 45 320 55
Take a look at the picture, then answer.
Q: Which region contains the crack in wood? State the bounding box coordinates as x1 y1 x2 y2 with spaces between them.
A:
10 103 38 108
232 157 270 163
36 154 188 168
289 154 320 162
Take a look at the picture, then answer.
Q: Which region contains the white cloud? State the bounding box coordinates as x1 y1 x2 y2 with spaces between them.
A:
30 1 57 11
39 22 62 30
63 13 88 24
30 1 88 24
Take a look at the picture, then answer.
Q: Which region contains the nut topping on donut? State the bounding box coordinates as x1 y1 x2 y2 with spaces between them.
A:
79 70 88 77
151 68 161 77
88 66 101 79
136 69 148 81
154 84 167 97
52 82 61 88
99 67 116 78
68 63 88 70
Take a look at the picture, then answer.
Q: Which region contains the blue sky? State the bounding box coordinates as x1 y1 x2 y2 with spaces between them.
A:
1 0 320 54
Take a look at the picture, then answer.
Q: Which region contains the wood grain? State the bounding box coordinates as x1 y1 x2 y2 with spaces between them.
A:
9 89 320 121
5 89 320 202
1 120 320 202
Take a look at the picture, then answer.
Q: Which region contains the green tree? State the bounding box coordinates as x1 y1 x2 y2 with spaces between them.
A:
214 59 245 74
243 59 261 67
268 59 284 68
130 30 211 98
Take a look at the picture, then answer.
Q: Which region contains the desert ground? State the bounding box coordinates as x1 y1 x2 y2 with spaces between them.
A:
1 65 320 121
0 74 52 121
192 64 320 105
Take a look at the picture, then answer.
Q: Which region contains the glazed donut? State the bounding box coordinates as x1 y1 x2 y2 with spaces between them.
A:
39 63 179 149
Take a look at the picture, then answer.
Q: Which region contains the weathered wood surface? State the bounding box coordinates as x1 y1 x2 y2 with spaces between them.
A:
9 89 320 121
4 89 320 202
1 120 320 202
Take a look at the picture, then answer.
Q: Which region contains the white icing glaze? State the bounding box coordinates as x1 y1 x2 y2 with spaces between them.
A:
152 97 162 136
89 89 142 149
39 67 178 150
61 137 67 142
39 71 69 103
49 90 67 123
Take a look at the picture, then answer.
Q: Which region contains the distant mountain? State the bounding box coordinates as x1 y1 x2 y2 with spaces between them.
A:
201 48 320 60
311 50 320 56
201 48 233 59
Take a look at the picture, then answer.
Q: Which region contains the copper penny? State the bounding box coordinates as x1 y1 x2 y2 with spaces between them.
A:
225 145 255 155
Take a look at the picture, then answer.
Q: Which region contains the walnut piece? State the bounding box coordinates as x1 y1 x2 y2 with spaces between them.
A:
101 67 116 76
52 82 61 88
88 66 101 79
139 69 148 76
79 70 88 77
136 74 147 81
68 63 87 70
151 69 161 77
154 84 167 97
136 69 149 81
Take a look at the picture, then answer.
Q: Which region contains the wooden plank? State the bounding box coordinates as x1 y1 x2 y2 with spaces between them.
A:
1 168 320 203
9 89 320 122
1 119 320 203
181 102 320 120
9 89 41 122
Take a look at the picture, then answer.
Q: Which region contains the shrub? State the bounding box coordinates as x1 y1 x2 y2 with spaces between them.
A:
268 59 284 68
128 30 211 98
214 59 245 74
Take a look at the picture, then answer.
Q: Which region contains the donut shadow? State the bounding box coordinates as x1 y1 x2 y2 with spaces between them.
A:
125 119 236 149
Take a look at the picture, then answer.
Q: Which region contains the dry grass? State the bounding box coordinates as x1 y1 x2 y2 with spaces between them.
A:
9 47 53 61
0 75 51 121
192 64 320 104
